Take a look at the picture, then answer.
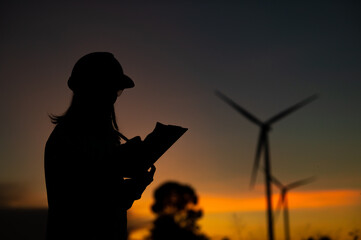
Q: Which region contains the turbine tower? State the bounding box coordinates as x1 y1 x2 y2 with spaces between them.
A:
271 175 316 240
215 91 317 240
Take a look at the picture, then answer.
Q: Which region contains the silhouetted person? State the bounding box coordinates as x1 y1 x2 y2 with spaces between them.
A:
45 52 155 240
147 181 209 240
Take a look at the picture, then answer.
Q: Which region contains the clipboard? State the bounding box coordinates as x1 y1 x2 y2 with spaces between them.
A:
119 122 187 177
142 122 188 166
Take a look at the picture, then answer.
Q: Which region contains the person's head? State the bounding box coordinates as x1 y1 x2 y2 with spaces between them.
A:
68 52 134 104
50 52 134 128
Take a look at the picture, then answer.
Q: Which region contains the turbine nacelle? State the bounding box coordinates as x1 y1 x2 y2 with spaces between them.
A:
262 124 272 132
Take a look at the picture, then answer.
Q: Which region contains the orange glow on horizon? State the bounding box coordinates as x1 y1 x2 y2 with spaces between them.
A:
201 189 361 213
130 189 361 217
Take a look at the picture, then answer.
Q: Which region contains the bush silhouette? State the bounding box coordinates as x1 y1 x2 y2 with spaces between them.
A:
147 181 209 240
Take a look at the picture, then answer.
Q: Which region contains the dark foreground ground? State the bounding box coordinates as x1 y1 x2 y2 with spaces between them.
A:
0 208 148 240
0 208 48 240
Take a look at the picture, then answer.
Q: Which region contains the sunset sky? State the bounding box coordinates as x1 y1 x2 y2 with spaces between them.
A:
0 1 360 240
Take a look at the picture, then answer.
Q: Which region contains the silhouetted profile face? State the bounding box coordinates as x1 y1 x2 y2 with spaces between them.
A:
67 52 134 105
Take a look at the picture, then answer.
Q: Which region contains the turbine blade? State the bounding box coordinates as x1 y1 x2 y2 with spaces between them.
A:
275 191 285 220
250 130 265 189
269 174 284 189
286 176 316 190
281 191 287 203
215 90 263 126
266 94 318 125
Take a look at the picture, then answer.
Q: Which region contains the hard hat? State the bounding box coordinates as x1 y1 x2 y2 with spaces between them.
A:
67 52 134 93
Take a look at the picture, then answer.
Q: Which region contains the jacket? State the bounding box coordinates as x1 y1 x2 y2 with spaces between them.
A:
45 120 145 240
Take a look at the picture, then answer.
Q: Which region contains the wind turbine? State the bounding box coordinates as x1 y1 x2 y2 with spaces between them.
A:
271 175 316 240
215 90 318 240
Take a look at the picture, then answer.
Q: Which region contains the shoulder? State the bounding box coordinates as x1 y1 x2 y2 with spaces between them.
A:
46 124 71 147
45 123 83 157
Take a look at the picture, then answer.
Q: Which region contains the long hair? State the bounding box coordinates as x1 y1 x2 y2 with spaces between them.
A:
49 94 122 141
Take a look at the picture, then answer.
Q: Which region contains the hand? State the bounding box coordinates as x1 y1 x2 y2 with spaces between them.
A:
128 165 156 200
139 165 156 186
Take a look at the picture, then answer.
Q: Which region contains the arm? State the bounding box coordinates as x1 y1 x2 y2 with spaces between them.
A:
120 165 156 210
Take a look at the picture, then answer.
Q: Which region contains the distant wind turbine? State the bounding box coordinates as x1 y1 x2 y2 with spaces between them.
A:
271 175 316 240
215 90 318 240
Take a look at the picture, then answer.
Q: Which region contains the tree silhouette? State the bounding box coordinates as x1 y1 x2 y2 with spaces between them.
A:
146 181 209 240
